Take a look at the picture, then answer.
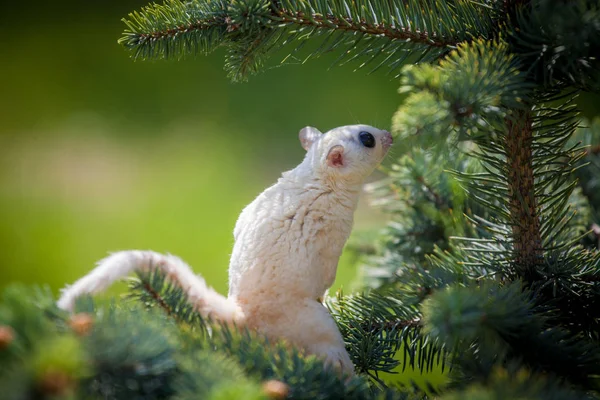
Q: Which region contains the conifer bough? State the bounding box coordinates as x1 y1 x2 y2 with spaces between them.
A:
118 0 497 80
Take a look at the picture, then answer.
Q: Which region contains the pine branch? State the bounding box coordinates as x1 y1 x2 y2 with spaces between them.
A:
120 0 499 80
140 279 175 317
396 44 593 293
82 307 179 399
508 0 600 90
328 289 450 385
422 282 600 390
362 318 421 332
112 276 389 397
392 39 531 152
250 8 455 48
129 270 207 330
173 350 265 399
128 268 428 395
505 109 544 276
440 365 597 400
449 95 600 337
130 6 454 48
363 148 488 290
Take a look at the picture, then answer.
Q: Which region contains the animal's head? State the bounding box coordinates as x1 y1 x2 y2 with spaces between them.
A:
299 124 393 186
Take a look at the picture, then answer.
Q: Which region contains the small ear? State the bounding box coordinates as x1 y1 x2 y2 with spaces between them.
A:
299 126 322 151
326 145 345 168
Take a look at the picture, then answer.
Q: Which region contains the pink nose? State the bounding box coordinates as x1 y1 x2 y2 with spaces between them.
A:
381 131 393 150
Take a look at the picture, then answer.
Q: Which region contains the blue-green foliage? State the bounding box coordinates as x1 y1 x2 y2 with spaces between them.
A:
119 0 498 80
392 40 530 151
509 0 600 91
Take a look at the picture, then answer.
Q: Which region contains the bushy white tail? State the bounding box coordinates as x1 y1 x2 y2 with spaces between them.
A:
57 250 239 322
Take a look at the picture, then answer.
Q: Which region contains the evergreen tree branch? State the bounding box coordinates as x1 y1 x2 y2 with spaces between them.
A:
440 365 596 400
127 272 396 397
505 109 544 277
128 268 442 393
422 283 600 390
362 318 420 332
274 10 450 47
507 0 600 90
328 289 450 384
120 0 498 80
392 39 531 151
129 5 455 48
129 270 208 330
140 279 175 317
450 98 600 337
363 148 489 291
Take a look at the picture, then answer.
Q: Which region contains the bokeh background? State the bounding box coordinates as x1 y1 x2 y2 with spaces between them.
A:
1 1 599 297
0 0 401 296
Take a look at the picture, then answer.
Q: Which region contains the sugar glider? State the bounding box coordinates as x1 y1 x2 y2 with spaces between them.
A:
58 124 393 375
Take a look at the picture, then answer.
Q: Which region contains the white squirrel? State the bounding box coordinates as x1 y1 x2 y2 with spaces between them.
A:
57 124 393 375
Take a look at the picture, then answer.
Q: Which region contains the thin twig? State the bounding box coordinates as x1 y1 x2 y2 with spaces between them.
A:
132 8 457 48
275 10 454 48
135 18 224 42
140 278 174 317
362 318 421 332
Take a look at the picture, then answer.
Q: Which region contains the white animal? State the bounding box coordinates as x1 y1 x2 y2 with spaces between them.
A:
57 124 393 375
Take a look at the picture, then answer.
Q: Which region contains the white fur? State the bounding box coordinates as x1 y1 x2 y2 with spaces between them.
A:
57 124 393 375
57 251 239 321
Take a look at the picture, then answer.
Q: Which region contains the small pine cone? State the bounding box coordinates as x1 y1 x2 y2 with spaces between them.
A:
69 313 94 336
38 370 73 396
262 379 289 400
0 325 15 349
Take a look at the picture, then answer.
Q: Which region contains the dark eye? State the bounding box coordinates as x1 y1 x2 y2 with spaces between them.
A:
359 131 375 148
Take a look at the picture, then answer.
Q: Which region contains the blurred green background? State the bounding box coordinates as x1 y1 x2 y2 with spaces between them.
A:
2 1 599 298
0 0 401 296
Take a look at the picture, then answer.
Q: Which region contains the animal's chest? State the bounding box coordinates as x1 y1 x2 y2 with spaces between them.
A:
268 191 354 290
230 185 356 297
312 217 352 290
281 190 352 252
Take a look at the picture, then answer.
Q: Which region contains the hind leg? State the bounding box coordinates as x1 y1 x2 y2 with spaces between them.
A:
244 298 354 375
